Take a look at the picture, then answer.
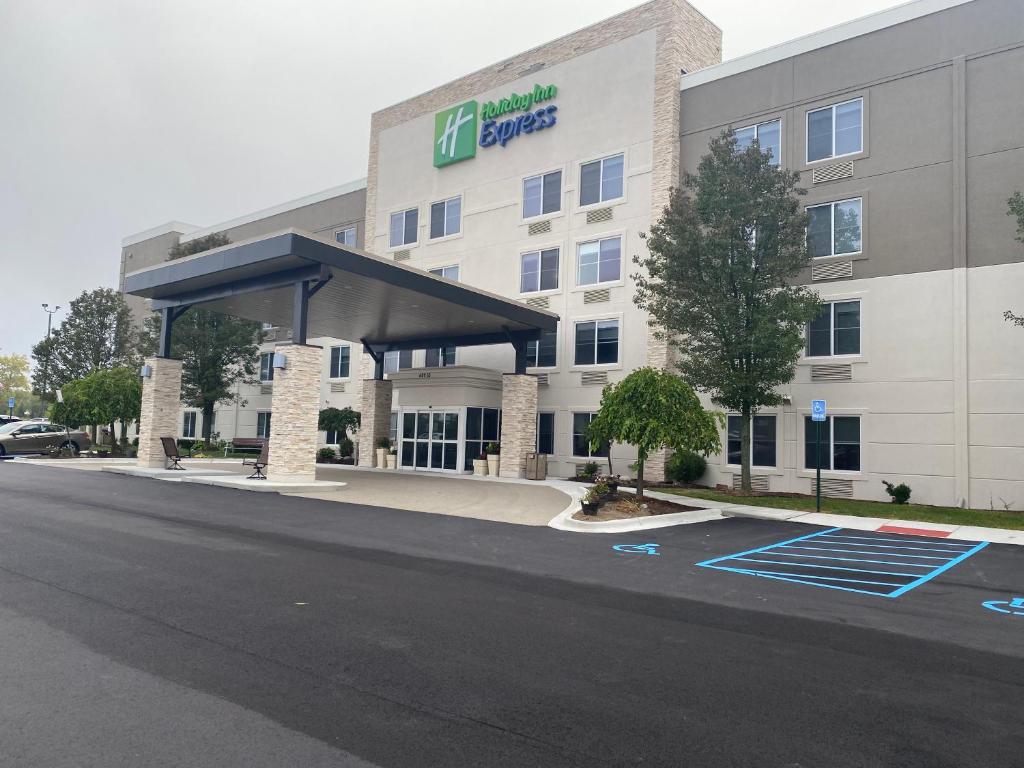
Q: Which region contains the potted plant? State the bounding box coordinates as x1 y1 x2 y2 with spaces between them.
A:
485 442 500 476
599 474 621 494
473 451 488 477
375 437 391 468
386 446 398 469
581 483 607 516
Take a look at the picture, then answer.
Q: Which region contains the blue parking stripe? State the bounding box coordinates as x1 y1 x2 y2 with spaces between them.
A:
731 557 922 578
716 567 906 588
776 545 954 560
696 527 842 567
757 551 935 568
817 534 973 548
887 539 990 597
806 539 972 554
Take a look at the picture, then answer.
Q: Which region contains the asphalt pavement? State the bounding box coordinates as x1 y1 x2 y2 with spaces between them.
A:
0 461 1021 767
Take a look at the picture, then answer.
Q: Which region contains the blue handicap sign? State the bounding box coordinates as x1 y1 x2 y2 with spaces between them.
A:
612 543 660 556
982 596 1024 616
7 397 13 409
811 399 827 422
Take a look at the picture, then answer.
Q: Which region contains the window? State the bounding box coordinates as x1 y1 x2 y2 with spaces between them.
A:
523 170 562 218
579 153 624 206
520 248 559 293
256 412 272 439
537 412 555 455
577 236 621 286
335 227 356 246
429 196 461 239
574 319 619 366
807 198 862 257
807 300 860 357
572 412 609 457
329 345 350 379
807 98 862 163
182 412 197 439
735 119 781 166
389 412 399 445
727 415 777 467
526 329 557 368
259 352 274 382
804 415 860 471
325 429 341 445
429 264 460 280
383 350 413 374
424 347 456 368
464 407 501 470
389 207 418 248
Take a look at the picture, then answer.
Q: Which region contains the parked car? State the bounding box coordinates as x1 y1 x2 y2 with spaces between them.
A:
0 415 21 426
0 422 91 456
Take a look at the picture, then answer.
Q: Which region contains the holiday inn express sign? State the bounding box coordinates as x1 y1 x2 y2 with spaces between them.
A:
433 84 558 168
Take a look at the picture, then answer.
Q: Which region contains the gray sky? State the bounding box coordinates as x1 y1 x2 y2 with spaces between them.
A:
0 0 903 362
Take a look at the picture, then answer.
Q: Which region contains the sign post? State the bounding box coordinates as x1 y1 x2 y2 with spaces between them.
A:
7 396 14 420
811 400 827 514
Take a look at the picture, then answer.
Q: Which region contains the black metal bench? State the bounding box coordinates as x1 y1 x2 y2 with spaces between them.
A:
242 441 269 480
227 437 265 456
161 436 185 470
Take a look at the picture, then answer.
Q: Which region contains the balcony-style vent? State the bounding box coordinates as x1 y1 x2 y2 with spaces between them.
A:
583 288 611 304
525 295 550 309
393 249 411 262
811 260 853 281
535 373 549 386
528 219 552 236
811 161 854 184
580 371 608 387
260 384 273 395
586 207 613 225
732 474 770 492
811 363 853 382
811 477 855 498
330 382 347 393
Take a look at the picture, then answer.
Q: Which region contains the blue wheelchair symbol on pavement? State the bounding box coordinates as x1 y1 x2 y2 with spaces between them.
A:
982 597 1024 616
612 543 660 556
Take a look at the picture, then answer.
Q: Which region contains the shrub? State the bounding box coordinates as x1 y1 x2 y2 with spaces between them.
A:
485 442 500 455
882 480 912 504
317 447 337 463
583 482 608 504
581 461 600 480
376 437 391 450
336 437 354 458
667 450 707 484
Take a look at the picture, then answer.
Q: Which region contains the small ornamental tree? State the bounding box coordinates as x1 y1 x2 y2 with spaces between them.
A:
319 407 361 440
1005 191 1024 327
50 368 141 453
587 367 722 500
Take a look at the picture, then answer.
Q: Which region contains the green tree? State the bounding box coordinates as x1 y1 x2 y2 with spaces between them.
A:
0 353 30 394
587 367 722 500
1005 191 1024 327
50 368 142 453
634 130 820 491
31 288 139 398
319 407 361 438
139 233 262 446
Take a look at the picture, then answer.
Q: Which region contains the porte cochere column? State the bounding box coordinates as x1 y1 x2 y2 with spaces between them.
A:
358 379 393 468
498 373 538 479
267 344 322 483
137 356 183 468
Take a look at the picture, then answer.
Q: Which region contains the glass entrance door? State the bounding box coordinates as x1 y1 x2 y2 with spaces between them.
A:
400 410 460 471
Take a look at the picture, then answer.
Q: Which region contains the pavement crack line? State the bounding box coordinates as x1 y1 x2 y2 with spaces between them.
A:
0 561 622 767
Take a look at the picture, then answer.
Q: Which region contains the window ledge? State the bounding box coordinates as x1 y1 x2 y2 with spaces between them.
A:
570 280 625 293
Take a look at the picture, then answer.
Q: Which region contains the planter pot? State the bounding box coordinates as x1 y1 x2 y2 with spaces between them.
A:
473 458 488 477
375 448 387 468
581 501 599 516
486 454 500 476
386 453 397 469
607 482 619 494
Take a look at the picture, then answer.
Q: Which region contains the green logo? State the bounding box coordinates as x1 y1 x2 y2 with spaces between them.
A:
433 100 477 168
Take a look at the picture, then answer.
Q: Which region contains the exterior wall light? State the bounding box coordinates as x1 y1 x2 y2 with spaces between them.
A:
272 353 288 370
140 365 153 379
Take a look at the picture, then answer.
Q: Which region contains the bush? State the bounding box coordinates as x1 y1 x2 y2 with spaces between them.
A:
376 437 391 450
882 480 912 504
666 450 707 484
581 461 600 480
317 447 337 463
337 437 354 458
485 442 500 455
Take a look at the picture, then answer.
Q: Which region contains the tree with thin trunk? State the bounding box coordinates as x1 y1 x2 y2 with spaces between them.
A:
634 129 821 491
586 367 722 500
1005 191 1024 327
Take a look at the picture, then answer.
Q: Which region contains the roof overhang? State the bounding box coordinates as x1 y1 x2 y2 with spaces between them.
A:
122 229 559 351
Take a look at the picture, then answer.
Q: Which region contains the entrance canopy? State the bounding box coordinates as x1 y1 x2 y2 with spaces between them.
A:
123 230 558 363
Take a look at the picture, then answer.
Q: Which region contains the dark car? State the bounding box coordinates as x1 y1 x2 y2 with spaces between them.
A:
0 421 92 456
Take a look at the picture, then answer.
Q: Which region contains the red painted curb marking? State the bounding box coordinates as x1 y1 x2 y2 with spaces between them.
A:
876 524 952 538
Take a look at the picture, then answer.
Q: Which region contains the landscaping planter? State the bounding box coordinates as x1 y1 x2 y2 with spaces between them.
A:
386 453 397 469
581 501 599 516
486 454 500 476
375 448 387 468
473 458 488 477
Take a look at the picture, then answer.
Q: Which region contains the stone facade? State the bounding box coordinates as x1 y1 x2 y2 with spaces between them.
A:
267 344 322 482
137 357 183 469
498 375 539 479
358 378 393 468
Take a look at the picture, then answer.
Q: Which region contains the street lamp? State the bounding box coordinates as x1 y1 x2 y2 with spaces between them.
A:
41 303 61 396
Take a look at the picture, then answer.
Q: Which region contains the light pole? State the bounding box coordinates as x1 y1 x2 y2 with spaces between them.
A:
41 303 61 397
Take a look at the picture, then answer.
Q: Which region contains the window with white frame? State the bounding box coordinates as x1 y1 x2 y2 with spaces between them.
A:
579 153 624 206
329 345 350 379
526 329 557 368
804 415 860 471
182 411 197 439
807 98 863 163
424 347 456 368
523 170 562 218
727 415 777 467
574 319 619 366
577 236 621 286
256 411 272 439
429 264 460 280
735 119 781 166
389 207 418 248
383 350 413 374
335 227 356 246
572 412 609 457
537 412 555 455
806 300 860 357
520 248 559 293
429 196 461 239
259 352 274 382
807 198 862 257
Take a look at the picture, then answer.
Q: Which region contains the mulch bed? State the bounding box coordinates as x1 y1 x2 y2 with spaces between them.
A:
572 491 699 522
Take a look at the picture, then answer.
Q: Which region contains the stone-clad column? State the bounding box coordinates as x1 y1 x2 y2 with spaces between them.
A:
137 357 183 468
498 374 538 479
358 379 393 468
267 344 322 483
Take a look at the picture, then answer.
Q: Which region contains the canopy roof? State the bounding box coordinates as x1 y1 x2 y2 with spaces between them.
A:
122 230 558 351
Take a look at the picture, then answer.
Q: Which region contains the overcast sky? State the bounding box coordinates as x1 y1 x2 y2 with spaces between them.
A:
0 0 904 362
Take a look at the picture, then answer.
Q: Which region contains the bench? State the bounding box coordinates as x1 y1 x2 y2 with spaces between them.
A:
226 437 265 456
242 441 269 480
161 436 185 470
